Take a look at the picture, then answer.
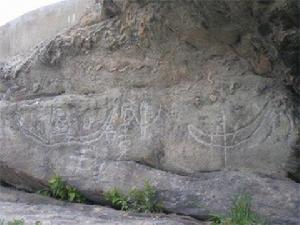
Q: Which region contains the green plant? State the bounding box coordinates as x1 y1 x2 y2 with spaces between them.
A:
104 182 163 213
0 219 42 225
128 182 163 213
210 214 224 225
104 188 129 210
38 175 86 203
210 194 266 225
7 219 25 225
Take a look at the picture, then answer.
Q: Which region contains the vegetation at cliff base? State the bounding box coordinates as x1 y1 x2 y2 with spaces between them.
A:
104 182 163 213
0 219 24 225
38 175 86 203
0 220 42 225
210 194 266 225
7 220 25 225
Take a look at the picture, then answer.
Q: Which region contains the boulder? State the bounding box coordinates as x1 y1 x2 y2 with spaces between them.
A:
1 161 300 224
0 186 206 225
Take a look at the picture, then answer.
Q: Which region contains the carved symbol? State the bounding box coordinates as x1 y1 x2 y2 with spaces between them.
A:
188 103 283 167
139 100 161 139
14 98 161 149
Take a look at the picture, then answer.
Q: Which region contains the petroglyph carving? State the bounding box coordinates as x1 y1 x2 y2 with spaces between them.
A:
188 103 291 166
140 100 161 139
51 108 69 134
15 98 161 149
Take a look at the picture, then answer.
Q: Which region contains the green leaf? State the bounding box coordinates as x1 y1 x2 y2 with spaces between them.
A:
37 175 86 203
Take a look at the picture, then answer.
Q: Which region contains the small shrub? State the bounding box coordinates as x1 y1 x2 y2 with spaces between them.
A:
128 182 163 213
38 175 86 203
210 194 266 225
7 220 25 225
104 188 129 210
104 182 163 213
210 214 224 225
0 219 42 225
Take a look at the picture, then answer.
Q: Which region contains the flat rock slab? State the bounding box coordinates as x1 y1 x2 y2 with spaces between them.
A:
1 162 299 225
0 187 206 225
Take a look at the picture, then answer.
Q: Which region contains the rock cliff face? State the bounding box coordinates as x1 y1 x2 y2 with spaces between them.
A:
0 0 299 224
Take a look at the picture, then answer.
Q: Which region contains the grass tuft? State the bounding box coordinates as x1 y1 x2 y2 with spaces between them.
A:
7 220 25 225
104 187 129 211
0 219 42 225
38 175 86 203
104 182 163 213
210 194 267 225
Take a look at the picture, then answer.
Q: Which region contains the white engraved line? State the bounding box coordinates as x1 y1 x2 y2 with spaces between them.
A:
188 104 271 148
222 110 227 167
16 119 49 144
16 102 161 147
247 111 280 148
15 110 113 147
192 102 269 137
188 110 276 149
140 104 161 139
139 104 162 126
230 108 272 145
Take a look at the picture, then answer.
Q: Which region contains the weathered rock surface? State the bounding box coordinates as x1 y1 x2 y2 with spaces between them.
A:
0 186 206 225
1 0 299 180
1 162 299 224
0 0 299 224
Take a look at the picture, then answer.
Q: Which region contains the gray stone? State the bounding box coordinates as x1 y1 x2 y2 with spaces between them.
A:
0 1 299 225
0 11 298 178
0 187 205 225
1 162 299 224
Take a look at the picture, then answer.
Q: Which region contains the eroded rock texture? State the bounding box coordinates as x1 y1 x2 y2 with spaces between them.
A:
0 0 299 224
0 186 206 225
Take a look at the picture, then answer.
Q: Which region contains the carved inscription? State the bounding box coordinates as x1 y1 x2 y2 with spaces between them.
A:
188 103 291 166
15 98 161 149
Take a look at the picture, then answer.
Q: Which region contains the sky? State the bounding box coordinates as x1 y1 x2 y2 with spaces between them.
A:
0 0 63 26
